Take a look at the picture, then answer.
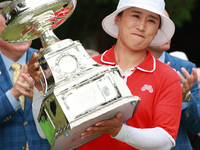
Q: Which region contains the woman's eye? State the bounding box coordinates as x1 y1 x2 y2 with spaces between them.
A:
133 15 140 18
148 19 155 23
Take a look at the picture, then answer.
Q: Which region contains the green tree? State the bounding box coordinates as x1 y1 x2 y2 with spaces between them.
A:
165 0 197 27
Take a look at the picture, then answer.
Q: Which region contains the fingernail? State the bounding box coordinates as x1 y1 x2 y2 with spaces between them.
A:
81 133 85 136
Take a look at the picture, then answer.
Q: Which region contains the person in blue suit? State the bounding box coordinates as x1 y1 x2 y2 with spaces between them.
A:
148 10 200 150
0 2 51 150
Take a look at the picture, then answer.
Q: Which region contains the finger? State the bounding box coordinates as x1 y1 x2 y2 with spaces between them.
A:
21 73 34 86
16 87 32 95
16 80 30 91
191 68 198 82
82 126 102 138
181 67 191 82
95 119 109 127
81 126 96 137
23 64 29 74
27 52 38 68
81 130 95 139
28 63 41 82
32 62 40 71
16 87 33 101
16 78 33 95
166 61 171 66
177 71 187 85
37 48 43 54
116 112 122 120
95 113 122 127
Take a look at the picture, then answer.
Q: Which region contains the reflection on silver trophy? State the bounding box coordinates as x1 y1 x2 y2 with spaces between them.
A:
0 0 141 149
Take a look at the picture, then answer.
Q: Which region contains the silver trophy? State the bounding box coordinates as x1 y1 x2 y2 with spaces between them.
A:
0 0 141 150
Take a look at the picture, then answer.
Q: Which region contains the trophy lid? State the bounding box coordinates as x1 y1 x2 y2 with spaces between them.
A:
0 0 76 43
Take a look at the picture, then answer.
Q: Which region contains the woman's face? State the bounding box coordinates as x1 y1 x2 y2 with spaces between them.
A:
115 7 160 51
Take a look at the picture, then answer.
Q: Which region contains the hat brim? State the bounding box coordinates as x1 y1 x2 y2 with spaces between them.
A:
102 5 175 46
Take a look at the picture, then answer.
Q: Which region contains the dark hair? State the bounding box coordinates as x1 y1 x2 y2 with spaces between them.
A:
117 11 123 17
117 11 162 29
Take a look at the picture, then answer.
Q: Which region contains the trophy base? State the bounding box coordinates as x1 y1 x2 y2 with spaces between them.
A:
37 39 141 150
52 96 139 150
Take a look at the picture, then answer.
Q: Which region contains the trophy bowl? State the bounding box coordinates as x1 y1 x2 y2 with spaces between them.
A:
0 0 76 46
0 1 141 150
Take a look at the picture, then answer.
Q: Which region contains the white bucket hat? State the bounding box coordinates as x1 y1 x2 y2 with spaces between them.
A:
102 0 175 46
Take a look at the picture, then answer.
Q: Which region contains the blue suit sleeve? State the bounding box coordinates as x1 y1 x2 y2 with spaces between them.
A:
181 63 200 134
6 90 21 111
0 92 18 124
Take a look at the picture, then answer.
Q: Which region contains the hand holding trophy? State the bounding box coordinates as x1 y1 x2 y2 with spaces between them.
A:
0 0 140 149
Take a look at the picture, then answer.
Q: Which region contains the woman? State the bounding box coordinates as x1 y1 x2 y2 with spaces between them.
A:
27 0 182 149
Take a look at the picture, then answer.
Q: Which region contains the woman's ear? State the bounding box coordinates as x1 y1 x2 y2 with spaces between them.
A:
114 15 121 27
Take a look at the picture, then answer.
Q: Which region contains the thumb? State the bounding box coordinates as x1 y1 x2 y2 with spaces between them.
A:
166 61 171 66
116 112 122 120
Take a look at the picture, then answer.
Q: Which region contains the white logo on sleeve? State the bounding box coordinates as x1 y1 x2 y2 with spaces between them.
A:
141 84 153 93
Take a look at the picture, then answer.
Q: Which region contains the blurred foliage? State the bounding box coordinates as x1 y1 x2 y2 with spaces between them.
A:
165 0 198 27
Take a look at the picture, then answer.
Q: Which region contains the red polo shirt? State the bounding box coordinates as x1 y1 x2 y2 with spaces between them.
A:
77 46 182 150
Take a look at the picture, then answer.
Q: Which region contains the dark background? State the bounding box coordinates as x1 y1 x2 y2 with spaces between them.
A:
168 0 200 67
31 0 200 67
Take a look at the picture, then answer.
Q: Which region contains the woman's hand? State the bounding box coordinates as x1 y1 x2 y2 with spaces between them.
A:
81 112 123 139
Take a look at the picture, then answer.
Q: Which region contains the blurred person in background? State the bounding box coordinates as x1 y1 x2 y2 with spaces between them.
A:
0 1 50 150
187 67 200 150
148 10 200 150
195 67 200 93
169 51 189 61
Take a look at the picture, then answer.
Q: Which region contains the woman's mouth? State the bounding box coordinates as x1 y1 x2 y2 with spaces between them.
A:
132 33 145 38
